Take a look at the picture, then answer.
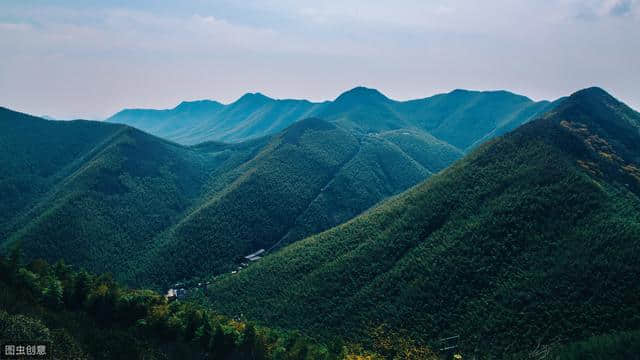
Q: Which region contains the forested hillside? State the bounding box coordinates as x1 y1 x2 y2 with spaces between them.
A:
1 107 251 282
203 88 640 357
131 118 461 285
0 109 460 287
108 87 555 149
2 250 634 359
0 108 125 240
0 252 372 360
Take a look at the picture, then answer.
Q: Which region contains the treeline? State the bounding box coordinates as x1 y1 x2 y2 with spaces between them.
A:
548 330 640 360
0 248 379 359
2 243 637 360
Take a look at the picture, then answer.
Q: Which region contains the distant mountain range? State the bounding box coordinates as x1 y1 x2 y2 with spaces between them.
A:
203 88 640 356
107 87 558 149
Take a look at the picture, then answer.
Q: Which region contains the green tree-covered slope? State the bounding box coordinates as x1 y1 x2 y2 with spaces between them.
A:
0 108 125 240
277 129 462 248
0 110 460 287
203 88 640 357
0 253 366 360
131 118 464 286
108 87 554 150
0 107 259 281
2 252 635 359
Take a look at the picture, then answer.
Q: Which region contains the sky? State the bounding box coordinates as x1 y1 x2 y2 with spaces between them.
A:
0 0 638 119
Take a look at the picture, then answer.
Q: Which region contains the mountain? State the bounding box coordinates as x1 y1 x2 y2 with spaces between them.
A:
274 128 461 248
131 118 464 286
0 108 459 287
202 88 640 356
0 109 135 240
108 95 325 145
109 99 223 132
320 87 560 151
0 106 247 281
108 87 555 150
0 87 566 289
316 87 409 133
395 89 561 150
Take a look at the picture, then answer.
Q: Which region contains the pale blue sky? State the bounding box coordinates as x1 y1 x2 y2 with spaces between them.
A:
1 0 638 119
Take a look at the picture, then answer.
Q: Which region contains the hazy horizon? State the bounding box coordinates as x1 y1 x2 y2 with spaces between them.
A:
2 85 637 122
1 0 638 119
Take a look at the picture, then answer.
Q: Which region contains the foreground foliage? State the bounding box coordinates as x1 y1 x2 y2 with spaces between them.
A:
1 251 636 359
0 252 389 359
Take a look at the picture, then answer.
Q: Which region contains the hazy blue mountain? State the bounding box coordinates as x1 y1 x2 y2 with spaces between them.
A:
108 87 555 150
108 95 325 145
396 89 560 150
106 100 223 143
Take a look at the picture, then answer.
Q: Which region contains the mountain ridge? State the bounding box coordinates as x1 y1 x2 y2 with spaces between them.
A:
0 108 462 287
107 87 556 148
202 87 640 356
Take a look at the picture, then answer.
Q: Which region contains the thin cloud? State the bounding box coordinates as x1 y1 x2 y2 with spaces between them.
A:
569 0 638 19
605 0 635 16
0 22 32 31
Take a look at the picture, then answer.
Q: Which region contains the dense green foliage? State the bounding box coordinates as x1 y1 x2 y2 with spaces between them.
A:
550 330 640 360
0 107 255 283
0 109 123 239
0 252 359 359
108 87 554 150
276 129 461 248
1 109 463 287
2 221 636 359
203 88 640 357
134 118 360 285
133 119 462 285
